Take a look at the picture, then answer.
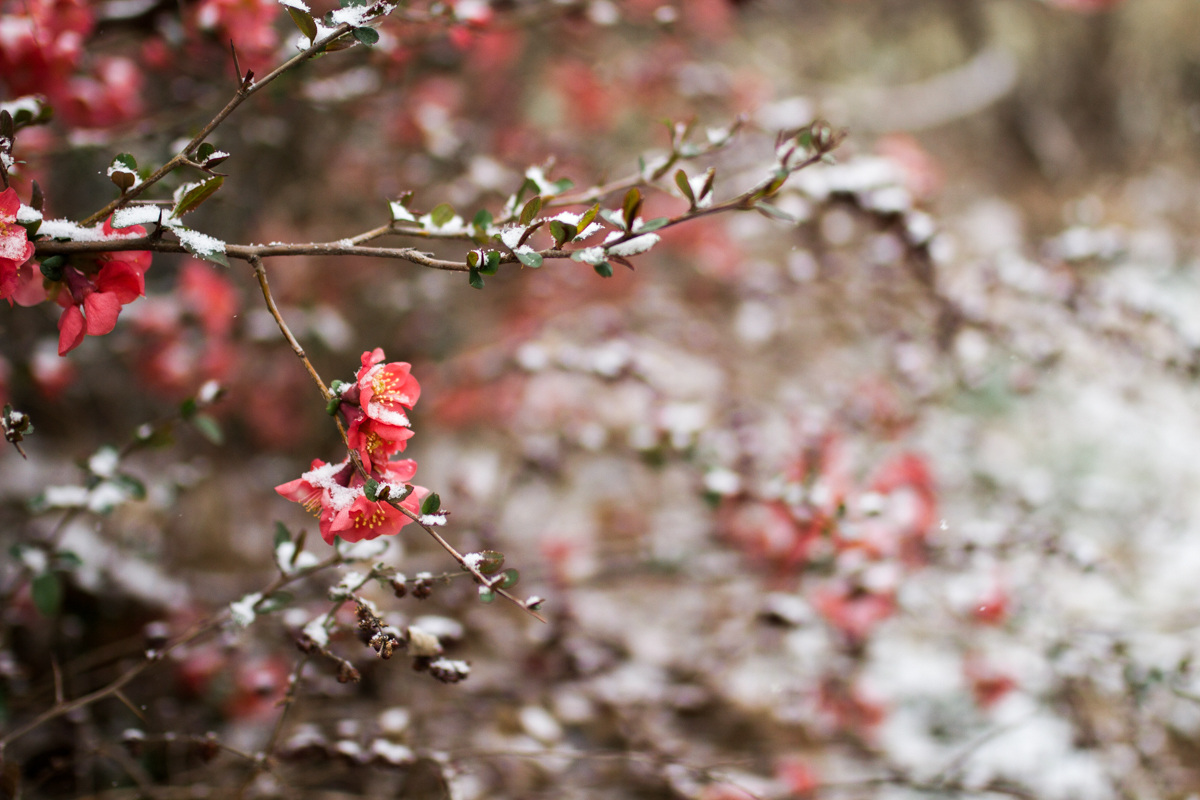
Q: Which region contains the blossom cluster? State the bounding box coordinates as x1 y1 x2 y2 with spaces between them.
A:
276 349 429 545
0 187 153 355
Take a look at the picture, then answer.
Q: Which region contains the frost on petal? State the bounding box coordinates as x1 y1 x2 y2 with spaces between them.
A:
229 593 263 627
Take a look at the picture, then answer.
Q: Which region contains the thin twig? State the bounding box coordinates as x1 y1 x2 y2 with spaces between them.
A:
0 555 340 752
79 22 357 227
249 255 330 399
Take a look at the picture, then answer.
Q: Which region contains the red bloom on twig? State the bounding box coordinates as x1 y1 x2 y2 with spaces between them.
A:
275 457 428 545
0 188 35 303
52 216 152 355
344 348 421 467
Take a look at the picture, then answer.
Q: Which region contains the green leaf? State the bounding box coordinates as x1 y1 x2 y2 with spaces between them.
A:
497 568 519 590
675 169 695 204
256 591 294 614
480 250 501 275
577 202 600 232
115 474 147 501
287 6 318 40
472 208 493 230
548 219 567 246
420 492 441 515
519 195 541 226
39 256 64 282
478 587 496 604
274 522 291 548
599 208 625 230
109 153 138 193
622 188 642 229
430 202 455 228
171 176 224 218
179 397 198 419
514 177 539 206
753 201 796 223
593 262 614 278
54 550 83 570
515 251 543 269
364 479 381 501
468 267 484 290
635 217 669 233
476 550 505 575
32 573 61 617
353 26 379 45
191 413 223 445
466 250 479 268
197 143 215 163
549 178 574 194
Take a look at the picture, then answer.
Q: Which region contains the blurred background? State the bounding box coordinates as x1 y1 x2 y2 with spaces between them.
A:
5 0 1200 797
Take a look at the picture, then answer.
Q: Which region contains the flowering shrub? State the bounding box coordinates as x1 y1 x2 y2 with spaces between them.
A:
3 0 1194 799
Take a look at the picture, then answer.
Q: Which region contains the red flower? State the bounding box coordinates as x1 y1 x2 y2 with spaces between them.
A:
356 348 421 425
53 216 151 355
344 348 421 467
275 457 428 546
0 188 35 303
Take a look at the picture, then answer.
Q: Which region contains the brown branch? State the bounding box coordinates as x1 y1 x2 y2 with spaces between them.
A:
389 501 547 623
249 255 330 399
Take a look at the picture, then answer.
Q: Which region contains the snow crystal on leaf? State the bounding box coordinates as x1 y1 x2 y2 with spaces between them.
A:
419 212 466 234
88 446 120 479
329 571 365 599
606 233 660 257
16 204 41 223
419 513 447 526
572 247 607 265
174 228 226 257
574 222 603 241
389 202 416 223
277 0 309 9
43 486 90 508
499 226 525 249
39 219 141 242
112 205 162 229
229 593 262 627
370 739 414 764
303 614 330 647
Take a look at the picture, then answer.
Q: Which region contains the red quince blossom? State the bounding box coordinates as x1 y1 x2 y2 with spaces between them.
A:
343 348 421 467
276 457 429 545
38 216 153 355
0 188 35 302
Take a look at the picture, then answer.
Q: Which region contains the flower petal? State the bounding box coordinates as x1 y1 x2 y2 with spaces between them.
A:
84 291 123 335
58 305 87 355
